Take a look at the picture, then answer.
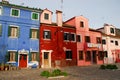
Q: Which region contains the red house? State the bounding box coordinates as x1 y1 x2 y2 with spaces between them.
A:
40 9 77 68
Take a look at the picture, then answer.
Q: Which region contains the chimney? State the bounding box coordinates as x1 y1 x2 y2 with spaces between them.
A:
56 10 62 27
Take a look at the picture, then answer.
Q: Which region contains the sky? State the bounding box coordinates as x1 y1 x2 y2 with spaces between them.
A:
2 0 120 29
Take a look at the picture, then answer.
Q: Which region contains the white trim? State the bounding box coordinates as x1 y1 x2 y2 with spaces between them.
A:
41 50 53 68
0 6 3 15
8 50 17 52
10 8 20 17
30 27 39 29
30 50 39 52
31 12 39 20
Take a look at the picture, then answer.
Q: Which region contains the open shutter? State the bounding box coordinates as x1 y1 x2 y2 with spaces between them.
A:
17 27 20 37
0 25 2 36
37 29 39 39
8 26 11 37
36 52 39 61
5 52 10 62
29 29 32 38
29 52 32 61
15 51 18 62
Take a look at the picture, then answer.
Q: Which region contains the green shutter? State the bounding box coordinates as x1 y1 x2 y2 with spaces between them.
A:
8 26 11 36
0 25 2 36
32 13 35 19
17 27 20 37
29 52 32 61
29 29 32 38
15 10 19 16
5 52 10 62
35 14 38 19
12 9 15 15
37 29 39 39
36 52 39 61
15 52 18 62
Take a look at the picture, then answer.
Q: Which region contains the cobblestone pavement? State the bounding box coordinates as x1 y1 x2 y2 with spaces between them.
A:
0 64 120 80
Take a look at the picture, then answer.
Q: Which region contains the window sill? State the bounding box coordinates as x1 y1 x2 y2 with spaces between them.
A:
7 61 16 63
30 38 39 40
9 37 18 38
66 59 72 60
43 39 51 40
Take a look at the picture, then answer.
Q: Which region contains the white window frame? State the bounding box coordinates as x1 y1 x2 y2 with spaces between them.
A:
65 49 72 60
64 32 70 42
31 12 39 20
70 33 76 42
9 25 19 38
8 50 17 62
43 30 51 40
0 6 3 15
10 8 20 17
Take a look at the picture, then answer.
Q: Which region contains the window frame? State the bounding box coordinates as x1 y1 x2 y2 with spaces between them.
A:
102 39 106 44
79 51 83 60
70 33 76 42
30 28 39 39
31 12 39 20
31 52 37 61
44 13 49 20
64 32 70 41
43 30 51 40
85 36 90 43
98 51 103 60
96 37 101 43
80 21 84 27
0 6 3 15
8 25 19 38
115 41 118 46
77 35 81 42
10 8 20 17
85 51 91 61
65 50 72 60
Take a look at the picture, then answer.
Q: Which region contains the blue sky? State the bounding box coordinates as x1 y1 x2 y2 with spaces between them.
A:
3 0 120 29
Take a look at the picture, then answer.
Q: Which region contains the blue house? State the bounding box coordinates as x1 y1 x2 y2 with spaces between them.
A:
0 1 42 68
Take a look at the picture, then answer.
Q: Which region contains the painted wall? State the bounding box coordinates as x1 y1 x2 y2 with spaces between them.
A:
0 5 40 68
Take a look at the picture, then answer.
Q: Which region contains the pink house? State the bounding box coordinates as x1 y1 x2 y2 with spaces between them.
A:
64 16 103 66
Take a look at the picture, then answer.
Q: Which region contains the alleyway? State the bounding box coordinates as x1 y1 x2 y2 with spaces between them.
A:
0 64 120 80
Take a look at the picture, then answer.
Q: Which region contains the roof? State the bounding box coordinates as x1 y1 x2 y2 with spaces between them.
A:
40 23 76 29
0 1 42 12
89 28 102 33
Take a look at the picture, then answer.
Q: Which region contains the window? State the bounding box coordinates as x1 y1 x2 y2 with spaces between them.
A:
85 51 91 61
79 51 83 60
31 12 39 20
66 50 72 59
43 30 51 39
30 29 39 39
31 52 37 61
9 51 16 61
85 36 90 42
98 51 103 60
64 32 70 41
80 21 84 27
102 39 106 44
111 40 114 43
0 6 2 15
115 41 118 46
44 13 49 20
104 51 108 57
0 24 2 36
77 35 81 42
110 28 114 34
8 26 19 38
70 33 76 41
96 37 101 43
11 8 20 17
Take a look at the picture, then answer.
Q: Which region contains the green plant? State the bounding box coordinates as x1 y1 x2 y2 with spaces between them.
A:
60 72 68 76
100 65 106 69
40 71 51 78
52 69 61 76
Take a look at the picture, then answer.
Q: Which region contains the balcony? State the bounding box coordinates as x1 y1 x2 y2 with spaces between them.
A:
87 43 101 49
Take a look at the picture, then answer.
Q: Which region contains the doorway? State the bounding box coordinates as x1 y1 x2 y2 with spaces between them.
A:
92 51 97 64
19 54 27 68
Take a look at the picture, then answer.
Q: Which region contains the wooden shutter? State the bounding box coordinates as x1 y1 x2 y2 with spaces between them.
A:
8 26 11 36
29 29 32 38
29 52 32 61
0 25 2 36
37 29 39 39
15 51 18 62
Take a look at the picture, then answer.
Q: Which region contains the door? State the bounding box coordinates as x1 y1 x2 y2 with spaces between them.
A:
19 54 27 68
43 52 50 68
92 51 97 64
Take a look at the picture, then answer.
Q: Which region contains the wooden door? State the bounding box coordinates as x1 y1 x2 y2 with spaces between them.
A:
44 52 49 68
19 54 27 68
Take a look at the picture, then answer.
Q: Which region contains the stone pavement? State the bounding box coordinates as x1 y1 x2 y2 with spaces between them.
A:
0 64 120 80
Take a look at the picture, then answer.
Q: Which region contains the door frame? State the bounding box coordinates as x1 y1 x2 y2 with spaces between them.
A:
18 49 29 68
92 50 97 64
41 50 53 68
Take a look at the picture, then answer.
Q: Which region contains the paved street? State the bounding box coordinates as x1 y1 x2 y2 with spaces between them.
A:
0 64 120 80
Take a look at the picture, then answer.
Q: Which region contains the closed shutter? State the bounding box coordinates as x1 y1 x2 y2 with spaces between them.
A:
0 25 2 36
17 27 20 37
5 52 10 61
37 29 39 39
29 29 32 38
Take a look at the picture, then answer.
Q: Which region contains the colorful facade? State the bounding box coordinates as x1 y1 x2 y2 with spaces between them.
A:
64 16 103 66
0 1 41 68
97 24 120 64
40 9 77 68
